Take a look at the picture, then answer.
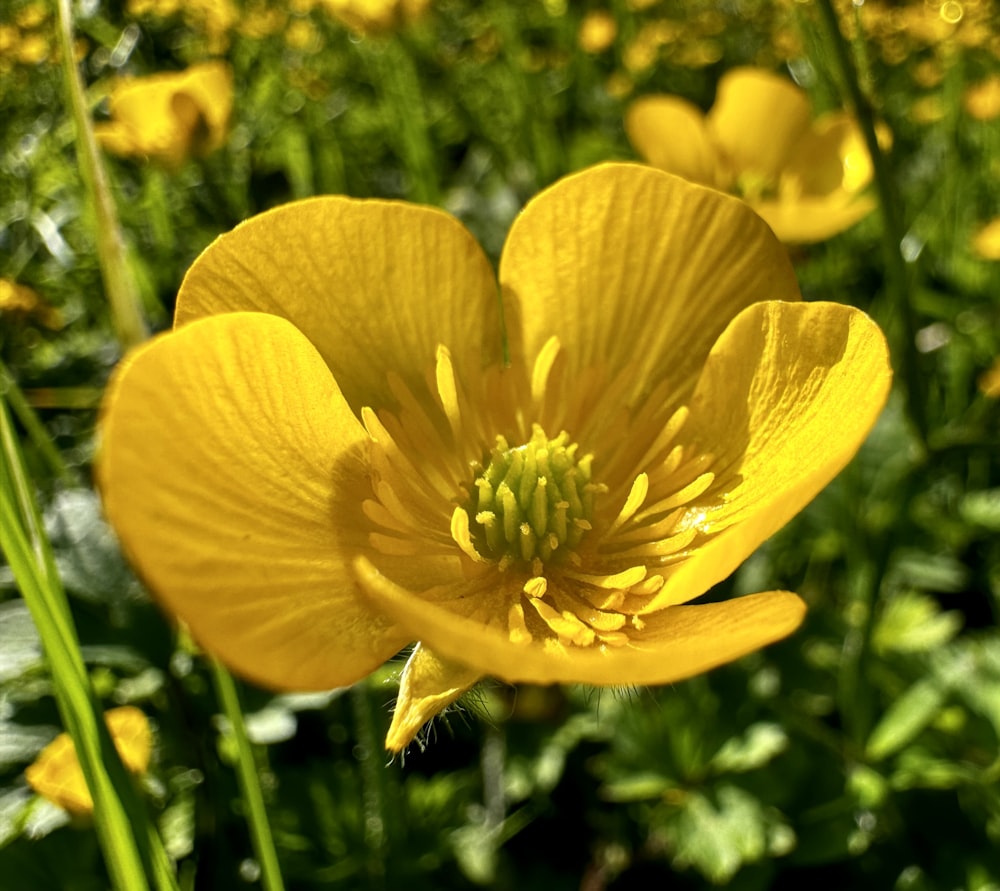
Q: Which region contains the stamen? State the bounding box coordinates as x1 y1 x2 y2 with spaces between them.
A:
451 507 484 562
434 345 462 440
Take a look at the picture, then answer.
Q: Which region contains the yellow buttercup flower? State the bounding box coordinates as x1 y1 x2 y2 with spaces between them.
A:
316 0 430 35
97 164 891 751
972 218 1000 260
25 707 152 817
0 278 62 328
94 61 233 169
626 67 880 243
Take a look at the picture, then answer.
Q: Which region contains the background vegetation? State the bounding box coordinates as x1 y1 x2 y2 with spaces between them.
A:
1 0 998 888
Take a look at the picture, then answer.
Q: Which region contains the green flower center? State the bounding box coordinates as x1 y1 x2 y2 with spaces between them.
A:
468 424 600 566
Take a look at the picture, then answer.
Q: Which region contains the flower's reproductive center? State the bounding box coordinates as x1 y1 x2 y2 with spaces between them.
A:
467 425 604 568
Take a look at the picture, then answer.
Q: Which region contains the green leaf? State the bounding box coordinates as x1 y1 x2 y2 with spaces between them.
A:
872 591 963 655
661 785 789 884
710 722 788 774
865 678 947 761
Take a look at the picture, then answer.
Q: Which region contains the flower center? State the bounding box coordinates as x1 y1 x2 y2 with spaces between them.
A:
467 424 600 567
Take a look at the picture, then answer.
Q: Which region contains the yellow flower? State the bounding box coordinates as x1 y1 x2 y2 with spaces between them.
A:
97 164 891 751
626 67 880 243
0 278 62 328
979 358 1000 399
972 217 1000 260
964 75 1000 121
94 61 233 169
578 10 617 54
25 707 152 817
316 0 430 35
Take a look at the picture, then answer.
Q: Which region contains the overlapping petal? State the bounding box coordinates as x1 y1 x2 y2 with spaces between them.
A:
500 165 801 409
640 300 892 612
624 97 727 190
175 197 502 416
707 67 812 182
355 558 805 686
97 312 409 690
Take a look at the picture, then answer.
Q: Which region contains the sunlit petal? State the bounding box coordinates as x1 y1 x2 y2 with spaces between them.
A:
175 197 503 415
97 312 409 690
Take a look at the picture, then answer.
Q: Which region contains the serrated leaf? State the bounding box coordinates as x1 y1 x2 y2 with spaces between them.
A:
866 678 947 761
959 489 1000 530
0 600 43 682
663 785 776 884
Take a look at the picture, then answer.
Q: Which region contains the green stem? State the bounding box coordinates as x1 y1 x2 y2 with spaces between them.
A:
812 0 928 449
0 358 77 485
55 0 147 349
209 660 287 891
350 682 387 890
0 400 175 891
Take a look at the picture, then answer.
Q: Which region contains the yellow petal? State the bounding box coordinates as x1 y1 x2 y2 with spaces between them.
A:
355 557 804 685
500 163 801 409
386 644 482 751
707 67 812 183
175 197 501 415
97 312 409 690
624 95 727 189
752 194 877 244
25 707 152 817
642 300 891 612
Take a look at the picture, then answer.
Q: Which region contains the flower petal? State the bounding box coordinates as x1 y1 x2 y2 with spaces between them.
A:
625 96 727 189
753 194 877 244
387 644 482 752
174 197 502 415
500 163 801 408
97 312 409 690
355 557 804 685
642 300 891 612
707 67 812 182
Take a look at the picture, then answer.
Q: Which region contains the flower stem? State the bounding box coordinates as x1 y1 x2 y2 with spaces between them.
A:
0 399 176 891
54 0 147 349
209 659 287 891
812 0 928 449
0 357 76 485
350 682 387 890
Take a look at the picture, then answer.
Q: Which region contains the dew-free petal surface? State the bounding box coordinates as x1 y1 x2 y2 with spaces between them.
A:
175 197 503 416
98 312 409 690
355 557 805 685
754 194 877 244
625 96 725 189
707 67 812 182
641 300 891 612
500 164 801 409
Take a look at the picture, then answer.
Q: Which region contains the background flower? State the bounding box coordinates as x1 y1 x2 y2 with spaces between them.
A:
94 61 233 169
25 707 152 818
625 67 880 243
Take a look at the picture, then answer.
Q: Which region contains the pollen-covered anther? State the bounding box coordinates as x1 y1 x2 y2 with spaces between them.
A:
465 424 606 567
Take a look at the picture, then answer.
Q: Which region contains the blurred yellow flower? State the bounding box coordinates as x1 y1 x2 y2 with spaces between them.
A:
964 75 1000 121
578 10 617 54
979 358 1000 398
25 707 152 817
317 0 430 35
98 164 891 751
95 61 233 169
0 279 62 328
972 217 1000 260
626 67 879 243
